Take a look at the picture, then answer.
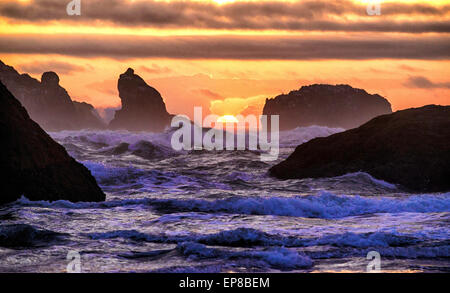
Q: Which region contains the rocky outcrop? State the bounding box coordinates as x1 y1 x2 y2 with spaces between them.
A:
0 81 106 204
109 68 172 132
73 101 105 128
269 105 450 193
263 84 392 130
0 60 105 131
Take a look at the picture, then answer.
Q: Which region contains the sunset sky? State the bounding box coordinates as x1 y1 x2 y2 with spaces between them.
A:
0 0 449 119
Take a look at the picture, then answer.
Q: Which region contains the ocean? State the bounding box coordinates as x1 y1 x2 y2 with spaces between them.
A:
0 126 449 272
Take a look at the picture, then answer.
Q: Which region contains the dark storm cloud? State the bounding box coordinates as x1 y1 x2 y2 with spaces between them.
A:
405 76 450 89
1 34 449 60
0 0 449 32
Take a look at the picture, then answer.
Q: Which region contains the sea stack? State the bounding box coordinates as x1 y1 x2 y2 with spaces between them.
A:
0 60 105 131
0 81 106 204
109 68 172 132
263 84 392 130
269 105 450 193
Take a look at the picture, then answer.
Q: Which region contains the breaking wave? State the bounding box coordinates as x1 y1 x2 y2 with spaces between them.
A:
87 227 447 249
279 125 344 148
4 127 447 272
177 242 313 269
88 227 450 263
15 190 450 218
50 125 344 159
150 191 450 218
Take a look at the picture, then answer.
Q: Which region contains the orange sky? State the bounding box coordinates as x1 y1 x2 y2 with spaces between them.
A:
1 0 449 118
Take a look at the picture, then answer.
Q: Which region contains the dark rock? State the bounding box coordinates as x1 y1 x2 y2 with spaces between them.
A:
41 71 60 86
78 135 108 149
130 140 173 160
263 84 392 130
0 81 106 204
73 101 105 129
0 60 105 131
0 224 64 248
269 105 450 192
100 143 130 156
109 68 172 132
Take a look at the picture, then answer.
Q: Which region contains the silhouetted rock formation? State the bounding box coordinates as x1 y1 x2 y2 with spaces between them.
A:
0 60 105 131
263 84 392 130
109 68 172 132
73 101 104 128
269 105 450 192
0 81 105 204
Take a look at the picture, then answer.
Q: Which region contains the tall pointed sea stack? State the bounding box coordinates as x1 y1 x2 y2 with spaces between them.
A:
109 68 172 132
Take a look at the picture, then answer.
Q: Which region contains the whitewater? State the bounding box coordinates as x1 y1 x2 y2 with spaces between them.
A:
0 126 448 272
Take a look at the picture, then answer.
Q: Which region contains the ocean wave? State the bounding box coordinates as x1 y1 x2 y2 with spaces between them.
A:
82 161 146 185
86 227 291 246
51 130 179 161
0 224 65 248
307 231 421 248
176 242 313 269
14 196 153 209
150 191 450 218
15 190 450 218
96 140 178 160
118 249 174 259
50 125 343 154
82 161 196 189
279 125 344 148
87 228 290 247
50 130 173 148
150 264 225 273
128 140 177 160
89 227 449 262
87 227 444 250
334 172 398 190
307 245 450 259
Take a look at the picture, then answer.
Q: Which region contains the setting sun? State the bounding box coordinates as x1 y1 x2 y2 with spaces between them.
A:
217 115 239 123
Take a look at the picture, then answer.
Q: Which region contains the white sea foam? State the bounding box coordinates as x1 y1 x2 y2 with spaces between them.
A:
335 172 398 190
151 191 450 219
82 161 146 184
15 196 153 209
50 125 343 154
279 125 344 148
50 130 173 148
15 190 450 218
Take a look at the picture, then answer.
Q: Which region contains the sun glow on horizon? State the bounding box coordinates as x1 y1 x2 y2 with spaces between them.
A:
217 115 239 123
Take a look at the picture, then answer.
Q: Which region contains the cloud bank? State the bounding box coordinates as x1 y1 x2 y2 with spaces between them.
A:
1 34 449 60
0 0 449 32
405 76 450 89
